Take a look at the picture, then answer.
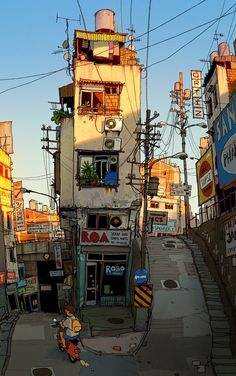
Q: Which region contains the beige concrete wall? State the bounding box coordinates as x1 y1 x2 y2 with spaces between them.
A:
60 118 74 208
72 61 141 209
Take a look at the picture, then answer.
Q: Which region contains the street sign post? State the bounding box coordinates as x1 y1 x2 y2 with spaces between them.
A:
170 183 192 196
134 269 148 285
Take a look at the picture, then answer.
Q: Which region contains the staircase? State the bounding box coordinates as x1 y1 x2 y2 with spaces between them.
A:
180 236 236 376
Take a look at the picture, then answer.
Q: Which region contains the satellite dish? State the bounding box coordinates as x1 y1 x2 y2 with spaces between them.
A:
62 40 69 49
128 44 135 51
63 52 71 61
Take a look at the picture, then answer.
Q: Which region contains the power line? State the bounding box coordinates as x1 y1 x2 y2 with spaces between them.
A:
145 4 236 69
0 68 67 81
0 67 67 95
135 0 207 40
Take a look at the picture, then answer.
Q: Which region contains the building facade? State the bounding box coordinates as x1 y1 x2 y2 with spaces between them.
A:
57 9 141 307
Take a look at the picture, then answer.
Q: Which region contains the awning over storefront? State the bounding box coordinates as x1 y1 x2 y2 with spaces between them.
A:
82 246 130 253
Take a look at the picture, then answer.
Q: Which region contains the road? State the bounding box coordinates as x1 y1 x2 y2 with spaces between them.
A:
5 312 138 376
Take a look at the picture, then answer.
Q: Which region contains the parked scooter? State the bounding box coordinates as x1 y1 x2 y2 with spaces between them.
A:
53 318 80 363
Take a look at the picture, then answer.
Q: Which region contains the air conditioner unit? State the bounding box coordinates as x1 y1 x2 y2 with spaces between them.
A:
103 137 121 151
105 118 123 132
110 156 118 164
110 216 122 228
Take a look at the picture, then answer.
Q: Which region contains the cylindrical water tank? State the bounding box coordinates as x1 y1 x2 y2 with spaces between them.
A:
95 9 115 33
218 42 230 56
29 199 38 211
210 51 218 62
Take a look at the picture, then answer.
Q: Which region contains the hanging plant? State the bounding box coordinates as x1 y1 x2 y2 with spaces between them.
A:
51 110 72 125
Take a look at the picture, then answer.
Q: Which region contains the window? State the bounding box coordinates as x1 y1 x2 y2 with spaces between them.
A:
212 86 218 108
79 154 118 187
105 86 118 95
150 202 159 208
87 214 108 229
165 203 173 210
80 90 104 112
206 97 213 118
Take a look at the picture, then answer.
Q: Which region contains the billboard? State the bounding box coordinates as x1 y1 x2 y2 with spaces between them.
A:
196 146 216 205
214 93 236 188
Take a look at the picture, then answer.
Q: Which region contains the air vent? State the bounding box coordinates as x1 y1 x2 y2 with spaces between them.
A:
110 216 122 228
110 156 118 164
105 118 123 132
103 137 121 151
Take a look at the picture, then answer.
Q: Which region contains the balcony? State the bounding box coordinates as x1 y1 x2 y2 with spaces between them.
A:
78 172 118 188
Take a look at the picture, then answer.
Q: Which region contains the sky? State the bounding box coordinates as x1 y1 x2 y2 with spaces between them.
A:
0 0 236 214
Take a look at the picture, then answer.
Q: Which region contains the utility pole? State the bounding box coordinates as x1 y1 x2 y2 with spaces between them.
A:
177 72 190 235
140 109 151 269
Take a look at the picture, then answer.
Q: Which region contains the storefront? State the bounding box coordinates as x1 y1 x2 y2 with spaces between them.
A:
79 229 131 306
17 276 40 312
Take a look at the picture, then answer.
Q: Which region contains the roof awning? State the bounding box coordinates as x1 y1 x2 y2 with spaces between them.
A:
78 79 124 87
75 30 126 43
59 83 74 98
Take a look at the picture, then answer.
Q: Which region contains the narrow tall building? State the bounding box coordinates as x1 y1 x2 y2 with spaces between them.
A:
57 9 141 307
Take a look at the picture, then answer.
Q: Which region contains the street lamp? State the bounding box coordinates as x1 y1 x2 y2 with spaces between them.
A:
141 151 188 268
20 188 58 214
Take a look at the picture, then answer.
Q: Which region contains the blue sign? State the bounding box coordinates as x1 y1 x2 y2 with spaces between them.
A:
214 93 236 188
134 269 148 285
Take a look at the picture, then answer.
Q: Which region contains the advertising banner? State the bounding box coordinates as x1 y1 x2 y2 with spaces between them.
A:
196 146 216 205
80 229 130 246
191 70 204 119
214 93 236 188
225 216 236 257
14 181 25 231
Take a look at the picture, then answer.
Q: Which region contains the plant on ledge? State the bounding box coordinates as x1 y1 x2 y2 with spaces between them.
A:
80 161 99 186
51 109 72 125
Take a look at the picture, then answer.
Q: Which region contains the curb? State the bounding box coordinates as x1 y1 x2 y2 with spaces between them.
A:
1 312 20 376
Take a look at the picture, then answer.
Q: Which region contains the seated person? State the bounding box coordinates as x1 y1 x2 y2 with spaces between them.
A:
59 304 81 348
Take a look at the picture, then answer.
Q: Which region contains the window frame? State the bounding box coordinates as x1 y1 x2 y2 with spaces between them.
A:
80 89 104 113
165 203 174 210
87 213 109 229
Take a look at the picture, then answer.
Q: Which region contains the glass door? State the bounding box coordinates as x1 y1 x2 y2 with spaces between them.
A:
86 262 97 305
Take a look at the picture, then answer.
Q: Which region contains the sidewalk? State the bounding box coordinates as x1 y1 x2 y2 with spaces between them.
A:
0 311 20 375
79 306 146 355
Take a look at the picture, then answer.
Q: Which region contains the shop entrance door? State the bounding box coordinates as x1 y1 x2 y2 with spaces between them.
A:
86 262 97 305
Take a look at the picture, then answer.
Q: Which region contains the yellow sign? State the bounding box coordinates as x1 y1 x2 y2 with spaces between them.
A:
134 283 153 308
196 147 216 205
75 31 126 43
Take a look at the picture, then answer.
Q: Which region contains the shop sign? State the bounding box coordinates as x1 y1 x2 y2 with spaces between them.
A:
105 265 125 276
196 146 215 205
225 216 236 256
191 70 204 119
15 199 25 231
214 93 236 188
0 272 6 285
27 222 51 234
152 219 177 234
80 229 130 246
49 270 64 277
54 245 62 269
149 211 168 225
0 188 11 207
25 276 38 294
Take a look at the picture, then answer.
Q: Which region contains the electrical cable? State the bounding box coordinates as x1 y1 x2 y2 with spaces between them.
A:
134 0 207 40
0 67 67 81
145 3 236 69
0 67 67 95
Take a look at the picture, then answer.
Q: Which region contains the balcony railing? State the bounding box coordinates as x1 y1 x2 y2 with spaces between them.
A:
77 105 122 115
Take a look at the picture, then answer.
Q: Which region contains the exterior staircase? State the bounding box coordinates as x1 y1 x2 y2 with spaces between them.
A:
180 236 236 376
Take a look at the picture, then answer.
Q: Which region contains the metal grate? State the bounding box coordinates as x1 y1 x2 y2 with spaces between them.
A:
31 368 55 376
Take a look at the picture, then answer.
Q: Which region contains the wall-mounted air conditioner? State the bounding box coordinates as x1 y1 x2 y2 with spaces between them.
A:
110 216 122 228
104 118 123 132
110 155 118 164
109 214 128 229
103 137 121 151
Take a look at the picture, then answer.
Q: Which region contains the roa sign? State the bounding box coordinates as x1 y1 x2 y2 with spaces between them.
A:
80 229 130 246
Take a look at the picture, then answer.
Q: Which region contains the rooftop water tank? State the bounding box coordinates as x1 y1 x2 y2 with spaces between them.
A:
218 42 230 56
29 199 38 211
95 9 115 33
210 51 218 62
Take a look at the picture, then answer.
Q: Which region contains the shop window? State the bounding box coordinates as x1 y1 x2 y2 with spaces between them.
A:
102 263 126 296
80 90 104 113
87 214 108 229
165 203 173 210
150 201 159 208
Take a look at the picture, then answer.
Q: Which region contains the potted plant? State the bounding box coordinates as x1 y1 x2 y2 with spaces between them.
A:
80 161 99 185
51 109 72 125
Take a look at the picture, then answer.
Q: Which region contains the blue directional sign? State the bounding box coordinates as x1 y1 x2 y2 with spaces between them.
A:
134 269 148 285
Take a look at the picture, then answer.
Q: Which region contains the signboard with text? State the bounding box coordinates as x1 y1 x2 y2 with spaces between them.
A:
225 216 236 257
54 245 62 269
170 183 192 196
27 222 51 234
152 219 177 234
196 146 215 205
14 181 25 231
148 211 168 225
80 229 130 246
214 93 236 188
191 70 204 119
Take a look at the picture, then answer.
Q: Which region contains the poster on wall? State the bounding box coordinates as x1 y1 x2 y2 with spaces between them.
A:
225 216 236 257
196 146 216 205
214 93 236 188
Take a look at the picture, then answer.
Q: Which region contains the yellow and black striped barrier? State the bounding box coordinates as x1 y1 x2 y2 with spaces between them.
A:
134 283 153 308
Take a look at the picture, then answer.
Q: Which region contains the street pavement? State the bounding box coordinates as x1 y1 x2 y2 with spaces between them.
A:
4 312 139 376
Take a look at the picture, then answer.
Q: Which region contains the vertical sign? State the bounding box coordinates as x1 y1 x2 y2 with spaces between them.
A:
54 245 62 269
191 70 204 119
13 181 25 231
